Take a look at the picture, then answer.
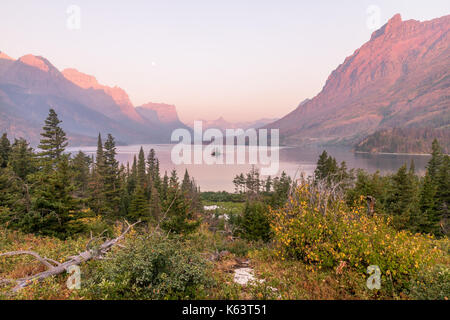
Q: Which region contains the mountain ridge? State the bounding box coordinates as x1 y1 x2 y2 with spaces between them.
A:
264 14 450 146
0 53 187 146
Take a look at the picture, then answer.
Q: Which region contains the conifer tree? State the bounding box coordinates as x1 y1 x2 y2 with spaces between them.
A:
103 134 121 217
161 170 199 235
435 155 449 236
419 140 445 235
388 164 416 230
181 169 191 194
88 134 107 215
31 155 82 238
129 185 150 223
149 185 162 222
0 133 11 168
71 151 91 198
9 138 36 180
137 147 147 189
38 109 68 163
161 171 169 202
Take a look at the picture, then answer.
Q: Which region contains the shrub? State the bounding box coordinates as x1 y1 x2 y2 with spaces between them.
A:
83 234 213 299
407 265 450 300
239 201 271 242
270 183 448 291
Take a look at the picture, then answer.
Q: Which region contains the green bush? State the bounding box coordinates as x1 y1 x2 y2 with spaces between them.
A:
408 265 450 300
239 201 271 242
83 235 213 299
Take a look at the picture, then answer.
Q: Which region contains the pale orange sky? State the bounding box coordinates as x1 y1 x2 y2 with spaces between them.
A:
1 0 449 123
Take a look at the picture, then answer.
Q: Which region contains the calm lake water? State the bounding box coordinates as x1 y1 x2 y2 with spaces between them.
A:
67 145 431 192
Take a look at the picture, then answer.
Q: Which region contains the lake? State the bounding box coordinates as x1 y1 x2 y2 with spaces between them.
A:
67 144 431 192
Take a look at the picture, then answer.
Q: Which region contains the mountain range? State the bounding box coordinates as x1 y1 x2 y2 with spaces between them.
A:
0 54 188 146
265 14 450 146
1 14 449 148
188 117 278 133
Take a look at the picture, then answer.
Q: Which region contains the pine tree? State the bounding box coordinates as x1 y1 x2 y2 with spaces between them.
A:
71 151 91 198
129 185 150 223
9 138 36 180
0 133 11 168
264 176 272 193
38 109 68 163
149 185 162 222
161 173 199 235
427 139 443 182
31 155 82 238
161 171 169 202
315 151 329 181
419 140 445 236
181 169 191 194
103 134 121 217
137 147 147 189
240 201 271 242
435 155 449 236
388 164 416 230
169 169 179 188
127 156 138 194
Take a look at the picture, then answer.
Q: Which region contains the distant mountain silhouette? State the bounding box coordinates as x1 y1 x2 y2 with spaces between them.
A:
0 55 187 146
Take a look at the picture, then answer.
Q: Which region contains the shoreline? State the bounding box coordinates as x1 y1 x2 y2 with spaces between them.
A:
354 150 433 156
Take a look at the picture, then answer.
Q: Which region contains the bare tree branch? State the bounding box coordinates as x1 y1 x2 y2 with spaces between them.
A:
0 220 141 293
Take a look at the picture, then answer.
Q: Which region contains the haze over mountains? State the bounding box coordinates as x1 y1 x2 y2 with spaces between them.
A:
1 14 449 148
265 14 450 146
188 117 278 133
0 54 188 146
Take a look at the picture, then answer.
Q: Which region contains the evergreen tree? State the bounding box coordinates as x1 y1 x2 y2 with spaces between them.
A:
435 155 449 236
129 185 150 223
427 139 443 182
419 140 445 236
9 138 36 180
0 133 11 168
31 155 82 238
161 171 169 202
147 148 161 189
240 201 271 242
137 147 147 189
161 173 199 235
103 134 121 217
71 151 91 198
388 164 416 230
149 185 162 222
38 109 68 163
88 134 107 215
181 169 191 194
264 176 272 193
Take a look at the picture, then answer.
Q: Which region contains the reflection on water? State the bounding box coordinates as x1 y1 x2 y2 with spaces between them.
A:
67 145 431 192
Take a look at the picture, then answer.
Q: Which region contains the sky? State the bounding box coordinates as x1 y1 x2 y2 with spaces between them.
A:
0 1 449 123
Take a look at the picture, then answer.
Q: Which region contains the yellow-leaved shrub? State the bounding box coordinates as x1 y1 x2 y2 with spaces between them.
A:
270 183 449 289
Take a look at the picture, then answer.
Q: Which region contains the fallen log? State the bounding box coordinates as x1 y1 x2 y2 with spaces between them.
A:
0 220 140 293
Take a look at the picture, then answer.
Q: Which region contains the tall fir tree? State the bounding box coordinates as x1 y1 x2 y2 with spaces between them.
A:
88 133 107 215
71 151 91 199
137 147 147 189
31 155 82 238
38 109 68 164
103 134 121 218
9 138 36 180
0 133 11 168
419 140 445 236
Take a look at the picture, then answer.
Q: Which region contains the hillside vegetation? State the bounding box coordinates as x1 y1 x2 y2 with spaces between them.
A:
355 128 450 154
0 109 449 300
